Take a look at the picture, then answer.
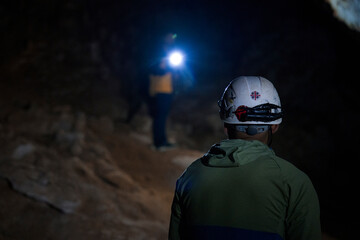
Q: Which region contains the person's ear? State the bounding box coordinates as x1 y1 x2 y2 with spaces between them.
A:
224 125 229 137
271 124 279 134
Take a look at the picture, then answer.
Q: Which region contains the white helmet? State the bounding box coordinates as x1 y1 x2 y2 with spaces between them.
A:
218 76 283 125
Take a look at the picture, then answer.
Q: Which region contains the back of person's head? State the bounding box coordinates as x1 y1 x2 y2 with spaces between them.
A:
163 32 176 45
218 76 283 143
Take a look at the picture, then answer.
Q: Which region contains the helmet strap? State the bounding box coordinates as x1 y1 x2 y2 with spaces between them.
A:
267 127 273 146
234 125 269 136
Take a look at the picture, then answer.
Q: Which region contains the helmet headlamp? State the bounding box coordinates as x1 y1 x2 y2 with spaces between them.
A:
168 51 184 67
233 103 283 122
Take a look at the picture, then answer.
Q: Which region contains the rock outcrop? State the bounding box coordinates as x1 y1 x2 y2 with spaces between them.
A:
0 102 203 239
326 0 360 31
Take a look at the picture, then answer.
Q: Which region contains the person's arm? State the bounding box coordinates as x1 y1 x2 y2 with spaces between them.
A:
168 183 182 240
285 173 322 240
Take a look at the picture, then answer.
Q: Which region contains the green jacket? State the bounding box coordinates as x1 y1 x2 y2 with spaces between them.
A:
169 139 321 240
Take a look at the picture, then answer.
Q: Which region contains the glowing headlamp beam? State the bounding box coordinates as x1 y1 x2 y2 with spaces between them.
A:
168 51 184 67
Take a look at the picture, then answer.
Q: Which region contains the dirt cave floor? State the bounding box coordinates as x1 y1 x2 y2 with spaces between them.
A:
0 108 203 240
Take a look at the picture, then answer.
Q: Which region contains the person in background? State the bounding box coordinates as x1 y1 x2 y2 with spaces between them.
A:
168 76 321 239
148 33 178 151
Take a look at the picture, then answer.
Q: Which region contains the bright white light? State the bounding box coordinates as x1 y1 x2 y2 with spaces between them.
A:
168 51 184 67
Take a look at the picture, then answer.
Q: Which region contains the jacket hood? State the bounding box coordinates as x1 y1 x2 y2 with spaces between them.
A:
202 139 275 167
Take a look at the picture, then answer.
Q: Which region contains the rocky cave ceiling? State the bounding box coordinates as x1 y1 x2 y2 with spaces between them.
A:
327 0 360 31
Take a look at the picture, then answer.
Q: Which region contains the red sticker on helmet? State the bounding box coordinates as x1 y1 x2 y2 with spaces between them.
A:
234 105 247 121
250 91 261 100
